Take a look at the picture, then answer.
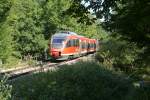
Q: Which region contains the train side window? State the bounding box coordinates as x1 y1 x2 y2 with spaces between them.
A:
84 42 86 49
82 42 84 49
90 43 92 48
74 39 77 46
66 40 71 47
87 43 90 49
82 42 85 49
72 39 74 47
93 43 94 48
70 40 74 47
72 40 74 47
75 39 77 47
86 42 88 49
92 43 94 48
76 39 79 46
76 39 78 47
94 43 96 49
73 39 76 46
75 39 79 47
73 40 75 46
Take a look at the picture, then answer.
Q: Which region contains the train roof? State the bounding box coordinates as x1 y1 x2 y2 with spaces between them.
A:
52 31 78 38
52 31 97 41
56 31 77 35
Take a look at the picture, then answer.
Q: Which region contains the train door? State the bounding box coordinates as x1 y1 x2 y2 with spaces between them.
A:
79 39 81 56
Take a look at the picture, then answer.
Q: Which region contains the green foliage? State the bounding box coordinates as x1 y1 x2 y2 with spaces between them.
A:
68 0 150 44
0 0 11 22
8 0 47 56
0 24 13 64
11 62 149 100
96 35 142 71
0 0 103 67
107 0 150 45
65 0 96 25
27 59 37 67
0 76 12 100
68 0 150 67
3 57 20 69
67 0 149 78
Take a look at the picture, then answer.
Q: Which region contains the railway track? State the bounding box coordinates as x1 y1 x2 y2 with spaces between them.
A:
0 53 95 81
0 58 81 81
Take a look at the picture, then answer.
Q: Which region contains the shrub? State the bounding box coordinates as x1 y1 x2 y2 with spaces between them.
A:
11 62 139 100
0 76 12 100
96 36 143 73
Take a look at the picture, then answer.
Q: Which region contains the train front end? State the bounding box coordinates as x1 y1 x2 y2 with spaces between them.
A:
50 34 66 60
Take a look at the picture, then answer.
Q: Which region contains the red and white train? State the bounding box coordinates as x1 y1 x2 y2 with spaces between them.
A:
48 31 99 60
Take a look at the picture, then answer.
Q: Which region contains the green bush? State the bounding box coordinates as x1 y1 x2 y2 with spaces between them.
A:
3 56 20 69
96 36 143 73
0 76 12 100
10 62 149 100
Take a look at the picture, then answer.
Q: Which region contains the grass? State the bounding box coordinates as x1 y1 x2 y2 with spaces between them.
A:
2 57 20 69
10 62 149 100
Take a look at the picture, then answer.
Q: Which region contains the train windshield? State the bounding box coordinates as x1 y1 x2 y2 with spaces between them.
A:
52 38 65 43
51 38 65 49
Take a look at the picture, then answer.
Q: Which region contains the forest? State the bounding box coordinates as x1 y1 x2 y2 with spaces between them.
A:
0 0 106 66
0 0 149 100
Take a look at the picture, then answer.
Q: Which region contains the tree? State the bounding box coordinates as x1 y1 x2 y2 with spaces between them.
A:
0 0 11 23
0 0 13 64
67 0 150 66
0 0 103 66
0 24 13 64
67 0 150 45
6 0 47 56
